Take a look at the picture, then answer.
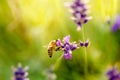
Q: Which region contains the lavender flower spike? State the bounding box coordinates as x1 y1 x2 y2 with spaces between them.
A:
56 35 78 60
64 51 72 60
107 66 120 80
11 63 29 80
111 15 120 32
65 0 92 30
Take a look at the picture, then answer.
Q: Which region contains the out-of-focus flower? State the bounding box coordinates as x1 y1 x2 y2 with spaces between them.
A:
11 63 29 80
56 35 78 60
79 40 89 47
111 15 120 32
46 65 57 80
65 0 92 30
107 66 120 80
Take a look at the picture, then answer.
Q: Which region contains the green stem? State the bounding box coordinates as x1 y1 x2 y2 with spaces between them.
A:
82 27 88 80
84 47 87 80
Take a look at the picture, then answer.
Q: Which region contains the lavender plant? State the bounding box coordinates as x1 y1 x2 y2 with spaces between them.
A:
56 35 78 60
107 66 120 80
47 1 91 80
111 15 120 32
64 0 91 79
11 64 29 80
65 0 92 30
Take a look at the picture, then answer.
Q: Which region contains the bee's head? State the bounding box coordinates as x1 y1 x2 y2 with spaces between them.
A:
51 40 56 45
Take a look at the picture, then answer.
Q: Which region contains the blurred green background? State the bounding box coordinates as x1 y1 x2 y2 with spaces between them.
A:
0 0 120 80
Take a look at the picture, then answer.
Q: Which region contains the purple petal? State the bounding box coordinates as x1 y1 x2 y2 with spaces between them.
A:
80 41 84 47
64 45 71 53
111 15 120 32
74 0 80 6
107 67 120 80
65 45 71 51
73 11 80 17
107 68 116 76
111 23 120 32
74 0 83 6
64 52 72 60
66 0 90 30
84 19 88 23
107 67 117 77
71 3 77 9
84 41 89 47
76 6 85 12
75 0 80 2
70 43 78 51
63 35 70 43
114 15 120 25
77 21 82 27
56 39 63 46
108 74 120 80
81 14 87 18
16 77 24 80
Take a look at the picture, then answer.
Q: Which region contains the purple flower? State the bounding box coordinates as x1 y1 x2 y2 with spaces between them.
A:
64 52 72 60
11 64 29 80
70 42 78 50
80 41 84 47
63 35 70 43
111 15 120 32
56 35 78 60
79 40 89 47
107 67 117 77
84 41 89 47
46 65 57 80
107 67 120 80
65 0 92 30
56 39 63 46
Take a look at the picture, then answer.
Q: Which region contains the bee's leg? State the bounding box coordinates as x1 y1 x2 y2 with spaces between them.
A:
55 47 61 51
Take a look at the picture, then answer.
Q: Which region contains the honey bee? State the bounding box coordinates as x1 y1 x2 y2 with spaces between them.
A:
48 40 61 58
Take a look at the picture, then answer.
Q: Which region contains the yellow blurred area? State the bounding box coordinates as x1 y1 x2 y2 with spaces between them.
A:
7 0 118 27
6 0 66 40
5 0 119 42
90 0 118 20
18 0 64 27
